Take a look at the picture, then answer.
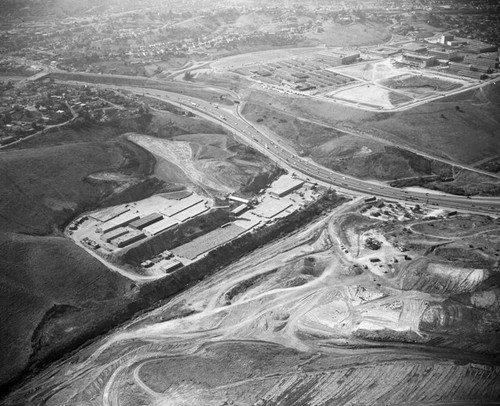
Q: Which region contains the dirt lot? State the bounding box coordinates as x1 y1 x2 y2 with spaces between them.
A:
5 199 500 405
127 131 281 196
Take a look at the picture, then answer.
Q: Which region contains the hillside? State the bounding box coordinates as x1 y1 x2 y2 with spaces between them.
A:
0 232 134 387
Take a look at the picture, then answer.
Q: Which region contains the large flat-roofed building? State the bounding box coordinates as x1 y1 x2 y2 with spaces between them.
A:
101 227 129 243
463 55 496 72
159 259 183 274
270 176 305 198
90 207 129 222
403 53 436 67
142 216 179 235
315 52 359 66
467 41 498 54
228 195 251 205
130 212 163 230
440 34 454 45
231 203 248 216
162 194 204 217
428 48 458 60
100 212 140 233
113 230 146 248
172 202 209 223
402 43 427 54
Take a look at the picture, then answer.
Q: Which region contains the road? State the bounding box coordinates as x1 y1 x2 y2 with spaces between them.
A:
116 85 500 215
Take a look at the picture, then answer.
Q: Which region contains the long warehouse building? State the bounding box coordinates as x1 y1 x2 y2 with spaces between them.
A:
101 227 129 243
101 212 140 233
130 213 163 230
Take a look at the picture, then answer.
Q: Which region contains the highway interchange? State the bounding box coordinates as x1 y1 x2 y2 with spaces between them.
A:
120 85 500 215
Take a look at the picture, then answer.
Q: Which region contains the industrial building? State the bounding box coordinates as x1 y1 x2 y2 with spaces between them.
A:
440 34 454 45
159 259 183 274
90 207 129 222
172 202 209 222
402 53 436 68
463 55 496 73
314 52 359 66
130 212 163 230
296 83 316 91
428 48 458 61
466 41 498 54
231 204 248 216
142 216 179 235
449 61 471 72
457 70 488 80
270 176 305 198
162 194 205 217
228 195 251 205
100 212 140 233
113 230 146 248
101 227 129 243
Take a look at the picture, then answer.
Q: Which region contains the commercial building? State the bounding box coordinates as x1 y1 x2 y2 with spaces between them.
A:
101 227 129 243
113 230 146 248
270 176 305 198
130 212 163 230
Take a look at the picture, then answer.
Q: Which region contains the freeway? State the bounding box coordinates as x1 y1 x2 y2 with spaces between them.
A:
102 84 500 215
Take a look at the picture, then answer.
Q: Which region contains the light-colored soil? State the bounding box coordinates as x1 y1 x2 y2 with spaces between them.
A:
6 200 500 405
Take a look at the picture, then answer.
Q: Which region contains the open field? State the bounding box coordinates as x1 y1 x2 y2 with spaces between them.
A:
4 199 500 405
